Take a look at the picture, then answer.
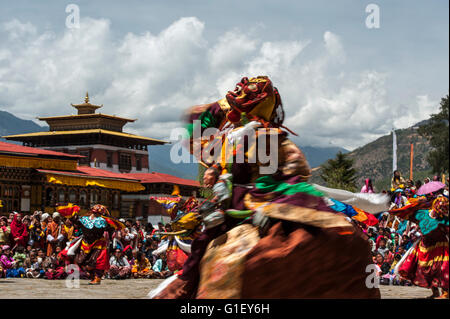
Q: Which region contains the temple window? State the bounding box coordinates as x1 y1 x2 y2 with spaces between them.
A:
69 189 77 203
107 152 113 167
101 190 108 205
90 190 98 204
58 188 65 204
136 156 142 171
113 192 119 210
45 188 54 207
119 153 131 171
80 190 87 208
79 150 91 166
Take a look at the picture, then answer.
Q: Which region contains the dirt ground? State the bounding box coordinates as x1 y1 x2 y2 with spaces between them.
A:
0 278 437 299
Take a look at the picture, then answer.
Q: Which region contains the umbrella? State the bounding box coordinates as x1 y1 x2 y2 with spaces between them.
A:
416 181 446 195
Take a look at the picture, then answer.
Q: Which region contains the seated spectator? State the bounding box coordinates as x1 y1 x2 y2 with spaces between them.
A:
112 229 123 251
401 234 411 250
109 249 131 279
1 245 17 278
121 228 136 250
143 240 155 261
123 246 135 267
26 252 45 278
144 223 155 241
12 246 27 277
10 213 29 249
0 217 10 246
375 253 391 285
375 228 386 249
361 178 374 193
381 253 403 285
63 218 75 246
44 249 66 280
46 212 66 257
136 241 145 254
366 227 377 242
377 238 390 257
383 248 394 265
152 253 172 279
396 245 406 256
387 233 400 252
131 251 152 278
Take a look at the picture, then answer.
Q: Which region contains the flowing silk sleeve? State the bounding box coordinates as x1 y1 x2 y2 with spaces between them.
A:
184 100 228 156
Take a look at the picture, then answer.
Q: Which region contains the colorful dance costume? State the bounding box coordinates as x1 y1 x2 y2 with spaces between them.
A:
58 204 125 284
391 196 449 295
152 76 380 299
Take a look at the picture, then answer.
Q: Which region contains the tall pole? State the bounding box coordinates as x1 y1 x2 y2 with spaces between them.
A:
392 129 397 172
410 143 414 180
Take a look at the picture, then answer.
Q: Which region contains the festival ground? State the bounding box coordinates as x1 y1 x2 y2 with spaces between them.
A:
0 278 434 299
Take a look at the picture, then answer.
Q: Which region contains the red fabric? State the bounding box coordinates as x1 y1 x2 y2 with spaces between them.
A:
167 247 188 272
399 227 449 289
375 235 386 249
389 198 431 220
240 222 380 298
9 215 28 247
95 248 110 271
81 239 107 254
362 212 379 226
57 204 80 218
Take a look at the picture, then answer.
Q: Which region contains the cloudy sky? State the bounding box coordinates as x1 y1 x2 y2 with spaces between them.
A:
0 0 448 150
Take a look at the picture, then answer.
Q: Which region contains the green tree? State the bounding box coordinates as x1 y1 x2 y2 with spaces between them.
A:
418 94 449 175
320 152 358 192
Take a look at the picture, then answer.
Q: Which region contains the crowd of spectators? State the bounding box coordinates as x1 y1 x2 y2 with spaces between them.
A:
360 173 449 286
0 211 172 280
1 171 448 284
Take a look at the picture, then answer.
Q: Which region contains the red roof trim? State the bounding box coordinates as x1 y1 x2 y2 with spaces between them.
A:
37 166 141 182
0 141 83 158
123 172 200 187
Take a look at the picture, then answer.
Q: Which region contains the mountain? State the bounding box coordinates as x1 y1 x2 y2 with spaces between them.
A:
0 110 348 180
148 144 348 180
0 110 48 139
147 144 199 180
310 122 433 191
301 146 349 168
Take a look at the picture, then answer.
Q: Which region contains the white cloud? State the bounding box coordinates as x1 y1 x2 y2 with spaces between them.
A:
392 95 438 129
0 18 440 150
323 31 345 63
2 19 37 40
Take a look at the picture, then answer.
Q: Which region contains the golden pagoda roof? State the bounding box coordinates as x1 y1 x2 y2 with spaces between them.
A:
38 113 136 122
3 129 168 144
71 92 103 114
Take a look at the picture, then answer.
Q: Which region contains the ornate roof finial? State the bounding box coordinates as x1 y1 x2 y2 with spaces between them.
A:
71 91 102 114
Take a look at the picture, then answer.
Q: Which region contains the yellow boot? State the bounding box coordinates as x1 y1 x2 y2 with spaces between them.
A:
435 290 449 299
88 276 101 285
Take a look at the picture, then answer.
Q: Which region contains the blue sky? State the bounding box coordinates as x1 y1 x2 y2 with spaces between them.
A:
0 0 448 149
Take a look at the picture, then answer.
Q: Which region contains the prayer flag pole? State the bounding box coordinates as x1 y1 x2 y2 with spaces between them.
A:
410 143 414 180
392 129 397 172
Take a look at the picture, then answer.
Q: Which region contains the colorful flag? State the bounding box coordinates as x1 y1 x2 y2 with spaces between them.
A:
150 196 182 218
103 216 126 230
352 206 379 226
57 203 80 218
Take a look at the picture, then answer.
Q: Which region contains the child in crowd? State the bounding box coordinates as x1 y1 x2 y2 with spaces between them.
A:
1 245 16 278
